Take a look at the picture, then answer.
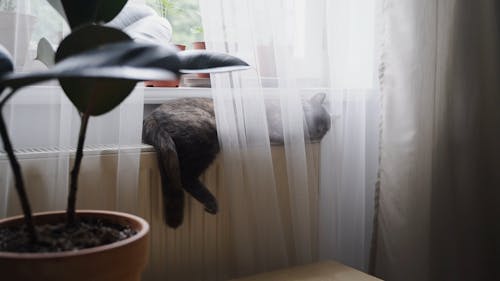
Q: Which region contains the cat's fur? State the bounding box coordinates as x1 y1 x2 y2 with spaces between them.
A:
142 93 330 228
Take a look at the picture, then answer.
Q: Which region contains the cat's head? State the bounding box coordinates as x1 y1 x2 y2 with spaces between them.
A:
303 92 331 140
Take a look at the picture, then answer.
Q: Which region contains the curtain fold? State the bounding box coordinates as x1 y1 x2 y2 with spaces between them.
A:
375 0 500 280
200 0 380 277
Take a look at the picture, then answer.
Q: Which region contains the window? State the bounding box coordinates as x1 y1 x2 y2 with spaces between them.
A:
146 0 204 46
0 0 203 72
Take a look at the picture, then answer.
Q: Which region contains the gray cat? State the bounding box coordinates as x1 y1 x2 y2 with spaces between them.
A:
142 93 330 228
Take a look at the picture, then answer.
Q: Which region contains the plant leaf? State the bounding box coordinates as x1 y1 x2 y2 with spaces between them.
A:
0 44 13 94
1 64 175 116
61 78 136 116
1 25 250 115
0 45 13 77
55 25 135 115
1 37 181 91
95 0 129 24
177 50 250 74
35 38 56 68
54 25 181 73
1 66 176 91
55 25 132 62
59 0 128 29
57 43 181 73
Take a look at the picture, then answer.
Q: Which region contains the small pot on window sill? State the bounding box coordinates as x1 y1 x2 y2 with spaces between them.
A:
144 44 186 87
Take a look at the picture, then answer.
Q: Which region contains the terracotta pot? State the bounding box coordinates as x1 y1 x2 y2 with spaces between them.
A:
192 41 206 50
144 44 186 87
144 79 180 87
0 210 150 281
192 41 210 78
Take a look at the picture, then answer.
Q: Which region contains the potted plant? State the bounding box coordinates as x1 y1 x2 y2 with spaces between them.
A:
0 1 248 280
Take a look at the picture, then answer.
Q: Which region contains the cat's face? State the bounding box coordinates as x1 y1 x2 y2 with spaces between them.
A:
303 93 331 140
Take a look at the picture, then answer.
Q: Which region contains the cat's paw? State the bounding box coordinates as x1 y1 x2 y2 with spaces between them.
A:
204 199 218 214
164 190 185 228
165 213 183 228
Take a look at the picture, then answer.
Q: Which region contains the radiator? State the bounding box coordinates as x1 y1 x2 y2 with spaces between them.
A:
0 143 321 281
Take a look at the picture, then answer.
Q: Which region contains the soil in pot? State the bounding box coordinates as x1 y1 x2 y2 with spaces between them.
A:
0 217 136 253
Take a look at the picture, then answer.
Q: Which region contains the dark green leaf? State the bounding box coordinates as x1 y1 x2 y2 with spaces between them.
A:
56 42 181 73
55 27 180 74
61 77 136 116
55 25 132 62
2 26 179 115
60 0 128 29
35 38 56 67
0 45 13 94
95 0 129 24
177 50 250 74
0 45 13 77
55 25 133 116
2 34 180 91
1 66 176 91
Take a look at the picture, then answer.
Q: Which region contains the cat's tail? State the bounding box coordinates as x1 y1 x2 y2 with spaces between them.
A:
143 117 185 228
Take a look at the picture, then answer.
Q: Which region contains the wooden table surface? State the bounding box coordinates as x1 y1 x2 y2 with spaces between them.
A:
230 261 382 281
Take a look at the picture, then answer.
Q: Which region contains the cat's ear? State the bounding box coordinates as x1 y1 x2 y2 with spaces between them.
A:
311 92 326 104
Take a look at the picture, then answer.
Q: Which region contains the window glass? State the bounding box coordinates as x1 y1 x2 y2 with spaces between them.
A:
146 0 204 47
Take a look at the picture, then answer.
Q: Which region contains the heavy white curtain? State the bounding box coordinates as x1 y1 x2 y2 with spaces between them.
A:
374 0 500 280
200 0 380 277
0 0 145 217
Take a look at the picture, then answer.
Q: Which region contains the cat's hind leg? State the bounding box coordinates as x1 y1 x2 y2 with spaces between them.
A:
183 178 218 214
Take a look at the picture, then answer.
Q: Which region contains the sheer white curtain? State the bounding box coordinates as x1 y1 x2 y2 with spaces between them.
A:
0 0 145 218
200 0 380 276
374 0 500 280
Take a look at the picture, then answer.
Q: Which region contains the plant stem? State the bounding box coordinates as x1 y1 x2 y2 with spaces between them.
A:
66 112 90 226
0 88 37 242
